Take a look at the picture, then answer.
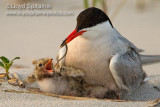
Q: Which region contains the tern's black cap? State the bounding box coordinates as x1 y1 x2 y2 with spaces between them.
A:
76 7 113 32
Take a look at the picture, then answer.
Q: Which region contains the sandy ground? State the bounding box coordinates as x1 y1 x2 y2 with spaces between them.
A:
0 68 160 107
0 0 160 106
0 68 151 107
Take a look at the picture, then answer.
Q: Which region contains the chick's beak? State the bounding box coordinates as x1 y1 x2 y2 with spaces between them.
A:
60 29 86 48
44 59 53 73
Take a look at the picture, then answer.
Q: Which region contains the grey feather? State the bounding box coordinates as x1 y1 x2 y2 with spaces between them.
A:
109 48 146 93
118 34 160 65
117 34 142 53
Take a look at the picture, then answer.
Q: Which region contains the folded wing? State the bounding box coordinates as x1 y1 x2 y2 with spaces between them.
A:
109 47 146 92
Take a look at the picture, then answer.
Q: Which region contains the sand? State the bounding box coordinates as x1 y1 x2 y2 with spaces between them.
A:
0 68 159 107
0 0 160 106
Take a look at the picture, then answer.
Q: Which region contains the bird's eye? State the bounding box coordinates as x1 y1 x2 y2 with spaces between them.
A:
39 63 42 66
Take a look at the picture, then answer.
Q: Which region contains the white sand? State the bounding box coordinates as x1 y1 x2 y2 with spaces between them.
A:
0 0 160 106
0 68 159 107
0 92 147 107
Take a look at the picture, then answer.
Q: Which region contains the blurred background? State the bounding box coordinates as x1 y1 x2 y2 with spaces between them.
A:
0 0 160 75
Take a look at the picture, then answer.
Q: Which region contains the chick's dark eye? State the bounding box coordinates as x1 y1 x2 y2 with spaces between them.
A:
39 64 42 66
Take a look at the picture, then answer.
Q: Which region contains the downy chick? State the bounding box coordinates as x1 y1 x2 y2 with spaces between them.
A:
32 58 86 96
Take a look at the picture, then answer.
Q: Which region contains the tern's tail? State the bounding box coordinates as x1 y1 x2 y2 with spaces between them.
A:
141 55 160 65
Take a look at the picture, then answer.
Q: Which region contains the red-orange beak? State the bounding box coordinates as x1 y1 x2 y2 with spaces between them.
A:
44 59 53 73
60 29 86 48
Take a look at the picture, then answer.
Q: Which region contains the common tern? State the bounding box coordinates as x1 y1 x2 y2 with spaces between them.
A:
57 7 160 98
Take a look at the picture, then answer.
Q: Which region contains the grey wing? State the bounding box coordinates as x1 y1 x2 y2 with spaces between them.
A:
117 33 160 65
109 48 146 91
118 35 144 53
